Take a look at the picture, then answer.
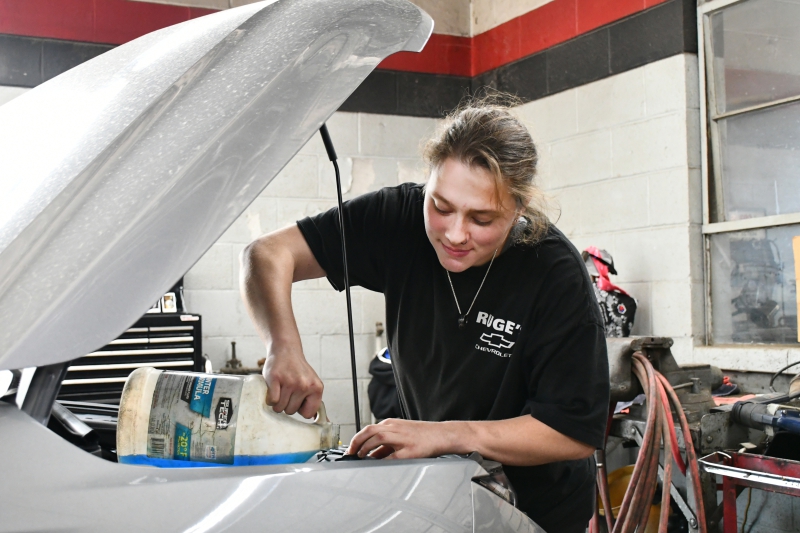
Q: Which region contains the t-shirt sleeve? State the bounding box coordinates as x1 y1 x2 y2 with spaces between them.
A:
521 242 610 450
296 184 417 293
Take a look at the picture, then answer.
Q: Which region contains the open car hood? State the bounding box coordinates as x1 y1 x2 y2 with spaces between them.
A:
0 0 432 371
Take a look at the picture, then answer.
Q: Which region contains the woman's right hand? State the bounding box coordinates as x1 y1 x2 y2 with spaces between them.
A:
262 346 323 419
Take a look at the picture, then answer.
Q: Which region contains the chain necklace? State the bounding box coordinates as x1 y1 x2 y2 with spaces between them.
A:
446 249 498 329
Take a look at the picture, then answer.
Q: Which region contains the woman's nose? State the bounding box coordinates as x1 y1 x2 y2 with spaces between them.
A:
446 217 468 245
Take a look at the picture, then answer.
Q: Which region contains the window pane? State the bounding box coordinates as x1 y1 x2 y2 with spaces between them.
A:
710 225 799 344
710 0 800 115
718 100 800 221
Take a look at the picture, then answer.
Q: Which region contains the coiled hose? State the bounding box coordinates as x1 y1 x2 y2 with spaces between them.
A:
590 352 707 533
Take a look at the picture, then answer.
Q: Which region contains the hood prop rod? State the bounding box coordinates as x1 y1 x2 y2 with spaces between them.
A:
319 124 361 433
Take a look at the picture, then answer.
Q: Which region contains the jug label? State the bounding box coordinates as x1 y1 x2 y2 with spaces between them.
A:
147 373 244 464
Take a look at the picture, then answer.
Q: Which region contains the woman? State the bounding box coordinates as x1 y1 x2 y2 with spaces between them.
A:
240 98 609 532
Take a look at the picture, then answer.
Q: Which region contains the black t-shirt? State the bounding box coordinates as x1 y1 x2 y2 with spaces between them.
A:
297 183 609 532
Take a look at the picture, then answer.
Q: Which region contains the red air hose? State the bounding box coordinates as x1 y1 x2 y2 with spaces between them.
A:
595 352 707 533
657 378 687 476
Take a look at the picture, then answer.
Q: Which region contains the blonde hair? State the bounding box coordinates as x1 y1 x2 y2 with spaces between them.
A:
423 94 550 245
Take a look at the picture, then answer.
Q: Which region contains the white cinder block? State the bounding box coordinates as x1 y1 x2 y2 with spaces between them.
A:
199 336 230 370
231 244 245 288
398 158 428 184
471 0 554 36
326 112 360 156
612 226 692 283
689 224 704 283
220 335 267 370
318 156 354 200
337 424 356 445
535 143 554 192
0 85 29 107
218 215 251 245
651 281 694 337
580 175 649 232
298 111 359 156
360 290 387 338
184 289 256 338
346 157 399 199
260 154 319 198
322 378 360 426
611 113 687 177
693 346 789 372
248 197 282 236
577 68 646 133
292 289 361 335
199 337 233 372
669 337 695 365
550 131 613 188
644 54 688 117
688 169 703 225
300 334 322 377
689 279 706 338
292 278 324 290
565 232 616 259
624 282 652 336
789 348 800 367
517 89 578 143
685 107 701 169
185 243 233 291
320 334 373 379
359 378 373 426
359 114 437 157
299 129 325 155
549 186 581 236
275 198 338 228
218 197 279 244
410 0 471 36
198 336 227 371
648 168 690 226
684 54 700 110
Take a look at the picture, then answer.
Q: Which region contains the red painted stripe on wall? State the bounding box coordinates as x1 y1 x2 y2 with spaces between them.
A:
519 0 579 58
377 34 472 77
0 0 213 45
576 0 652 34
0 0 671 77
378 0 671 77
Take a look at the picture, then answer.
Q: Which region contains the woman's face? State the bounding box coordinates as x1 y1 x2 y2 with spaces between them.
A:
424 157 519 273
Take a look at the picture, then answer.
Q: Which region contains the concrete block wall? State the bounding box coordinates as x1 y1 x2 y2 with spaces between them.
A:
183 111 437 441
2 47 791 416
515 53 703 364
0 86 28 107
184 53 706 440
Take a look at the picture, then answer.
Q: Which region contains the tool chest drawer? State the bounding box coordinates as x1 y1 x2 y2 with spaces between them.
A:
58 313 203 403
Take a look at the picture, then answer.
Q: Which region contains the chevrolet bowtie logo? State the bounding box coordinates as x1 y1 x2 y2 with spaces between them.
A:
479 333 515 349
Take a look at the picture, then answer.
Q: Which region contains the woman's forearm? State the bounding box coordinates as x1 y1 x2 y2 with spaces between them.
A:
442 416 595 466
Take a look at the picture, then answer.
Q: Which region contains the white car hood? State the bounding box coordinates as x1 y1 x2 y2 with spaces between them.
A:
0 0 432 371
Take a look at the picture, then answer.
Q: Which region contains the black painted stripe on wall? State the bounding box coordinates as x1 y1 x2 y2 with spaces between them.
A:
1 0 697 118
343 0 698 117
0 34 113 87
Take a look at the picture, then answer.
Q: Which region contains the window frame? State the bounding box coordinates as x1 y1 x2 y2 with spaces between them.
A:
698 0 800 344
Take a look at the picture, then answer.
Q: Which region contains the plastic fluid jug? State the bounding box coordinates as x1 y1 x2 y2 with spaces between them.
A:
117 367 339 467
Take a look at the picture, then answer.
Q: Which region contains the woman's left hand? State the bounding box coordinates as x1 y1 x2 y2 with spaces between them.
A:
346 419 457 460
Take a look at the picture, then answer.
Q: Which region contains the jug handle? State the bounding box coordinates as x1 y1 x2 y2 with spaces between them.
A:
315 401 329 425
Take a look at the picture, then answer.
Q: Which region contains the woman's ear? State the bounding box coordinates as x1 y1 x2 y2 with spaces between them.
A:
515 197 529 219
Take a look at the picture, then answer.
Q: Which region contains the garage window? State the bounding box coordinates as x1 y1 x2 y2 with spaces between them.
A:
700 0 800 344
